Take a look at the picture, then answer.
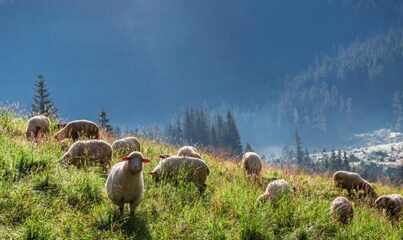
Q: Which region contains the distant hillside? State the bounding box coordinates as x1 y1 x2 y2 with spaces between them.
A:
0 107 402 239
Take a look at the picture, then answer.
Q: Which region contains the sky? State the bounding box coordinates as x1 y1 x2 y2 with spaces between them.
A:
0 0 402 150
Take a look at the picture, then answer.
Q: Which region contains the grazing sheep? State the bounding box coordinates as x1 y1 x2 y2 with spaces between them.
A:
177 146 201 159
258 179 292 204
333 171 377 198
59 140 112 169
25 115 50 139
151 156 210 193
375 194 403 222
241 152 262 175
112 137 141 158
330 197 354 224
106 151 150 215
54 120 99 141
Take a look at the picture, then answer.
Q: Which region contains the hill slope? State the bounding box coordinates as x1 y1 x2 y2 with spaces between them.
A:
0 110 402 239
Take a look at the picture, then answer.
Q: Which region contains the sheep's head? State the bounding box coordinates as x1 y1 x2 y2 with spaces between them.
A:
375 196 390 209
122 151 150 174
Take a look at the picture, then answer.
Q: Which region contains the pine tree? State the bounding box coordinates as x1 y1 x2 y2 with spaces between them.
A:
304 148 312 169
99 109 113 133
214 114 226 148
342 151 351 171
336 150 343 170
393 91 403 131
224 110 243 156
173 119 183 144
321 148 329 171
329 149 337 170
295 129 304 166
244 142 253 153
31 75 58 118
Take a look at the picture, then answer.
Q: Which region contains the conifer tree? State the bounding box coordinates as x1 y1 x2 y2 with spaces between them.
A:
99 109 113 133
342 151 351 171
244 142 253 153
31 75 58 118
224 110 243 156
295 129 304 166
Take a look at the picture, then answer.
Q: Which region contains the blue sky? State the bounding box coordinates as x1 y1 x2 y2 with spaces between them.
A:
0 0 400 132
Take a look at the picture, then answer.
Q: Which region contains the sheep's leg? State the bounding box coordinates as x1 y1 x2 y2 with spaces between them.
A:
119 204 124 215
129 201 140 216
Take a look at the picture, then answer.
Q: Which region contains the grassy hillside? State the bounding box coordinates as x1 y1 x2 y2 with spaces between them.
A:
0 109 402 240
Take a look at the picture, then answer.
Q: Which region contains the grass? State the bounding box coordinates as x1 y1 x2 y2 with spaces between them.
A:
0 109 402 239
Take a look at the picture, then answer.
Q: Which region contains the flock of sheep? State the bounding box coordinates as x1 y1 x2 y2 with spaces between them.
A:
25 115 402 225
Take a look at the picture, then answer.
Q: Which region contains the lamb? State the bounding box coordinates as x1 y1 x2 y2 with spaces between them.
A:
241 152 262 175
106 151 150 215
333 171 377 199
54 120 99 141
112 137 141 158
257 179 292 204
59 140 112 169
375 194 403 222
330 197 354 224
177 146 201 159
25 115 51 139
151 156 210 193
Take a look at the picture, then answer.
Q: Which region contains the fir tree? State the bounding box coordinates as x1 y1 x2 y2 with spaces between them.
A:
295 129 304 166
31 75 58 118
224 110 243 156
342 151 351 171
99 109 113 133
244 142 253 153
329 149 337 170
393 91 403 131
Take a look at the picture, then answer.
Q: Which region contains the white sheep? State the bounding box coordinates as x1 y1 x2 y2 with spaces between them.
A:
333 171 377 199
106 151 150 215
112 136 141 158
375 194 403 222
177 146 201 159
258 179 292 204
241 152 262 175
59 140 112 170
151 156 210 193
330 196 354 224
54 120 99 141
25 115 51 139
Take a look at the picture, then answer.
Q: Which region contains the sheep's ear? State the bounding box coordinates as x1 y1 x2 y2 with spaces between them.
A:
142 158 151 163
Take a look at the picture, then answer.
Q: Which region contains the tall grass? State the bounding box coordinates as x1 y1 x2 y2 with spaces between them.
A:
0 110 402 239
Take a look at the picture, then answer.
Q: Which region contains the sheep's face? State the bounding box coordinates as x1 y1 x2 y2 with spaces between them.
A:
375 197 389 209
122 152 150 174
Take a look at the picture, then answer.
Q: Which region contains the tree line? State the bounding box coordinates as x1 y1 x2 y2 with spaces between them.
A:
165 107 243 156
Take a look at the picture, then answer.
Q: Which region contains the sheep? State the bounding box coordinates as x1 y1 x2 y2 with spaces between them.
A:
241 152 262 175
151 156 210 193
258 179 292 204
375 194 403 222
112 137 141 158
333 171 377 199
106 151 150 215
25 115 50 139
177 146 201 159
330 196 354 224
59 140 112 169
54 120 99 141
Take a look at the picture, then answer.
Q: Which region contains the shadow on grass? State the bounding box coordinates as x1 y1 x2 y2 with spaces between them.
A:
121 214 152 240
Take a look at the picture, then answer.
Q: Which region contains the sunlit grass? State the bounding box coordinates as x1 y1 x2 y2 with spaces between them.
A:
0 109 402 239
